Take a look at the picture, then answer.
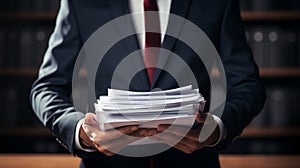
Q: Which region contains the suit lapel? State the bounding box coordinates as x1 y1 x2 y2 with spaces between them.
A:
151 0 192 89
106 0 192 90
164 0 192 51
107 0 150 90
107 0 140 52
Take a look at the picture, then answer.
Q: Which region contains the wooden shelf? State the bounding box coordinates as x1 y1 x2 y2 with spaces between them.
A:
0 12 56 20
259 68 300 77
1 68 300 78
0 127 52 137
0 68 38 76
0 11 300 21
0 154 300 168
220 155 300 168
242 127 300 138
241 11 300 20
0 155 81 168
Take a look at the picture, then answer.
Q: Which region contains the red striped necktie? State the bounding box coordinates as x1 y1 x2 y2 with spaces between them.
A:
144 0 161 85
144 0 160 167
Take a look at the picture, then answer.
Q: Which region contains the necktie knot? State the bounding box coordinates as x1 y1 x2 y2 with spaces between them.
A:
144 0 159 11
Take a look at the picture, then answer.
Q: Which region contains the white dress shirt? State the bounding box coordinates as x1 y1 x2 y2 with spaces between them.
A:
129 0 171 49
75 0 226 151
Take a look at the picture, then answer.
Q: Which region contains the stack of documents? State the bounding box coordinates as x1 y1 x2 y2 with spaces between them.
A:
94 85 205 131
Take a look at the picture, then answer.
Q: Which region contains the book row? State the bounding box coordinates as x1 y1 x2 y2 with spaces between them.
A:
0 0 59 12
1 0 299 13
245 26 300 68
228 138 300 154
0 26 52 68
1 26 299 69
240 0 300 11
0 83 42 127
1 84 299 129
249 86 300 128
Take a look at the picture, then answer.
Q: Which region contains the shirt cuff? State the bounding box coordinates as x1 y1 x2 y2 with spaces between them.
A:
75 118 96 152
206 115 227 147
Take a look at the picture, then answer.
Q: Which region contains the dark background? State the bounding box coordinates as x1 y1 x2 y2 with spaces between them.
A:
0 0 299 154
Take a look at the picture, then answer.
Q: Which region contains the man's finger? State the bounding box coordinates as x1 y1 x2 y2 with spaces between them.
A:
179 137 203 150
81 139 92 147
98 126 139 144
111 126 139 138
150 134 193 154
155 131 198 149
149 132 180 146
198 113 216 125
195 112 205 123
151 134 200 154
103 135 143 153
95 144 115 156
79 126 94 147
82 121 102 141
127 128 158 137
157 125 199 141
85 113 99 127
173 142 194 154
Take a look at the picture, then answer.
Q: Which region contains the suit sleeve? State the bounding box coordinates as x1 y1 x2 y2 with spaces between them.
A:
217 0 266 149
30 0 85 155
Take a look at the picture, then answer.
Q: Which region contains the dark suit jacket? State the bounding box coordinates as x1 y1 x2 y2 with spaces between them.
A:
30 0 266 167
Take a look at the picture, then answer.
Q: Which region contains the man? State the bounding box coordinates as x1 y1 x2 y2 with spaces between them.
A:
30 0 266 167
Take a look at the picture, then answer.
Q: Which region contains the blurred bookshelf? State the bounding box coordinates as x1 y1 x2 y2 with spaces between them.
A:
0 0 299 154
2 68 300 77
1 11 299 21
241 11 300 20
0 0 63 153
242 127 300 138
259 68 300 77
0 127 51 137
236 0 300 155
0 12 56 20
0 68 38 76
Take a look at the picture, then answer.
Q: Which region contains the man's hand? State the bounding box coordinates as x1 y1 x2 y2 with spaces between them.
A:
79 113 143 156
149 113 220 154
79 112 220 155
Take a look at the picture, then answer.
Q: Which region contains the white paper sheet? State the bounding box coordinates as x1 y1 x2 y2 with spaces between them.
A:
95 86 205 131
